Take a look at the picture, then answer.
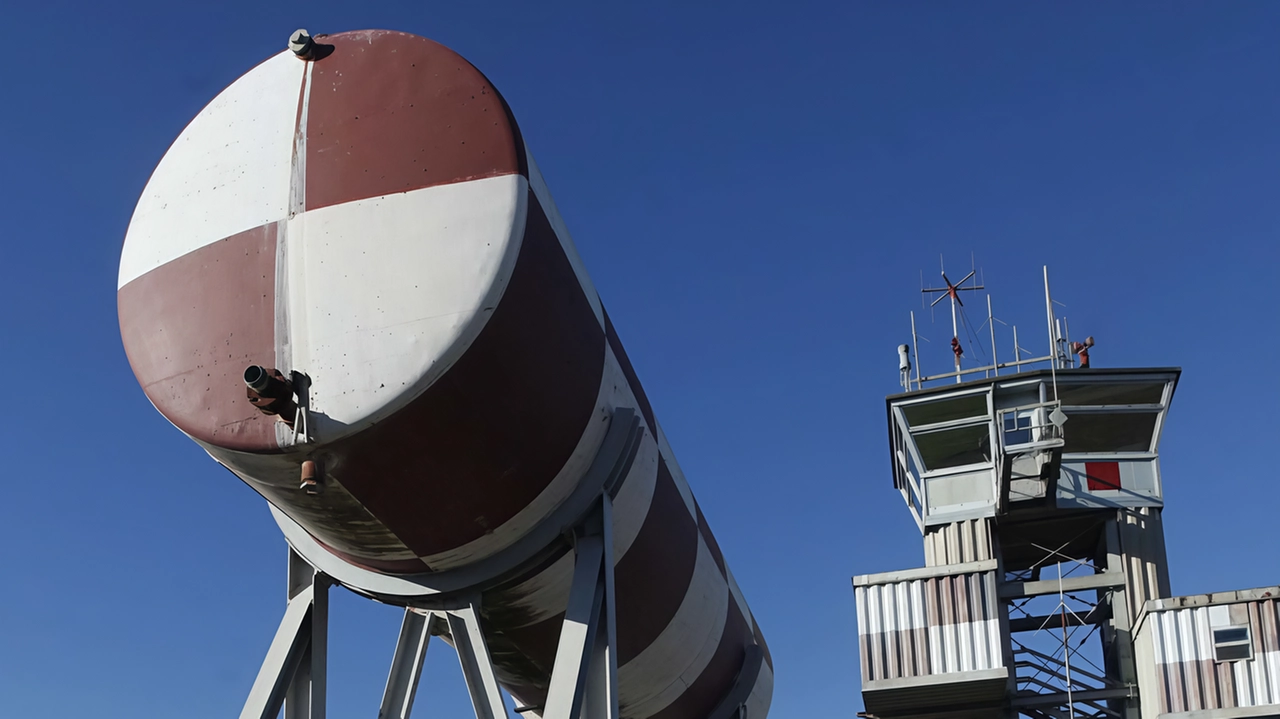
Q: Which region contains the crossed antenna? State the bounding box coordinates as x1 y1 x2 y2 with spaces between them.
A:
921 257 984 373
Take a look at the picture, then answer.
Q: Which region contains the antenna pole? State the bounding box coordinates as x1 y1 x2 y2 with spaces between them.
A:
950 287 961 383
920 259 984 388
1063 317 1072 368
987 295 998 378
1044 266 1059 397
1012 325 1019 374
910 311 920 391
1044 266 1056 370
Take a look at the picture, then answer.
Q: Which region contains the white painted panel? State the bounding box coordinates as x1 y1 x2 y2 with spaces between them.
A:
744 661 774 719
612 431 661 561
619 537 729 717
496 551 574 628
287 175 525 435
926 620 1001 675
1209 605 1231 628
120 52 303 288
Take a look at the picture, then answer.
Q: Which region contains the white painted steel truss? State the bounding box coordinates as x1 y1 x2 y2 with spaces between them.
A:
242 501 619 719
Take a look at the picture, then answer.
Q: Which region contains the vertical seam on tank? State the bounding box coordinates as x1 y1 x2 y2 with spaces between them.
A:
290 61 312 218
276 61 312 448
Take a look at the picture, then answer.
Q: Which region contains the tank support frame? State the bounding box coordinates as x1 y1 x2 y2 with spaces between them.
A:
237 403 754 718
239 497 619 719
240 548 331 719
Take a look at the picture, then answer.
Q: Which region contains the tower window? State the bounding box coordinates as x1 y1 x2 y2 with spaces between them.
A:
1213 626 1252 662
1003 411 1034 446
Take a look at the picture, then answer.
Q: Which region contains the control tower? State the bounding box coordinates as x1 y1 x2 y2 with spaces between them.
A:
855 267 1279 719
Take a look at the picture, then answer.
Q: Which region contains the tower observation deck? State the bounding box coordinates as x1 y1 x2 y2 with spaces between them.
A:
854 266 1279 719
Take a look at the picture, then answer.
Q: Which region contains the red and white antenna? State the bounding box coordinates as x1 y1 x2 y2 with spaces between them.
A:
922 256 984 382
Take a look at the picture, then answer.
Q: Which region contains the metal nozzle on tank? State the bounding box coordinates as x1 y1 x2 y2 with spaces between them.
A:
299 459 323 495
244 365 298 427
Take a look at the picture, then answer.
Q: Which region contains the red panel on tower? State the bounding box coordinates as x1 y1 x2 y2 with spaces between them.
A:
1085 462 1122 491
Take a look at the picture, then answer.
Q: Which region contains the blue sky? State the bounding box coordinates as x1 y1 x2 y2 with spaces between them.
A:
2 2 1278 717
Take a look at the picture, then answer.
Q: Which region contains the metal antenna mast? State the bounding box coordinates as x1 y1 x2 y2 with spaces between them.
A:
922 257 984 383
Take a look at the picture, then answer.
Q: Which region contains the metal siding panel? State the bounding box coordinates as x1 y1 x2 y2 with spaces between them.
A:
1176 610 1199 712
1264 599 1280 653
1196 607 1216 662
1264 647 1274 701
1148 600 1280 713
944 576 960 673
1214 658 1231 709
856 571 1002 689
886 584 902 678
869 619 884 681
871 587 887 680
912 581 928 676
859 626 870 684
1154 613 1176 714
1233 658 1251 707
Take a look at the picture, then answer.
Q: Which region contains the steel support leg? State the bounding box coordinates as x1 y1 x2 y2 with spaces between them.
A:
446 602 510 719
378 609 434 719
241 547 330 719
543 496 618 719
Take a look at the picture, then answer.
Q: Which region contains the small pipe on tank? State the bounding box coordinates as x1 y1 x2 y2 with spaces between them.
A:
300 459 323 495
244 365 298 427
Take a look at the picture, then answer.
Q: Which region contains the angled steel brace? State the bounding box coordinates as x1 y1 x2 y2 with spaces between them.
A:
446 601 511 719
242 547 330 719
378 609 434 719
542 495 618 719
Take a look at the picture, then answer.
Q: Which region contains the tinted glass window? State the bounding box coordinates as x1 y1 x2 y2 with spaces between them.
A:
915 424 991 470
1057 382 1165 406
1214 627 1249 644
902 394 987 426
1215 643 1251 662
1062 413 1157 453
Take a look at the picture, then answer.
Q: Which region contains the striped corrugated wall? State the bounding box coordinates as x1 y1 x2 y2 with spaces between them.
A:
856 569 1003 683
1118 508 1171 623
1149 598 1280 714
924 518 994 567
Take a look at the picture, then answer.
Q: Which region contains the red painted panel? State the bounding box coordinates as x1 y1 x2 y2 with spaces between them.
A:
1085 461 1121 491
118 224 279 452
305 30 524 212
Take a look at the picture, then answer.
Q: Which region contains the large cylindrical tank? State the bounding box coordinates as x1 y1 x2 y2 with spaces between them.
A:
117 29 770 719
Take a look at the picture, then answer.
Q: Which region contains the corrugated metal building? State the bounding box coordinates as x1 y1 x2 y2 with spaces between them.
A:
854 560 1008 717
1135 587 1280 719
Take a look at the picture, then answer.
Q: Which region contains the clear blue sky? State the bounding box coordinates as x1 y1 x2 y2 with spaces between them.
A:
2 2 1277 717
